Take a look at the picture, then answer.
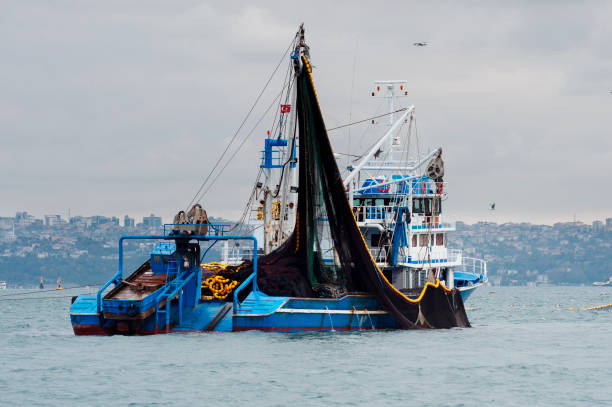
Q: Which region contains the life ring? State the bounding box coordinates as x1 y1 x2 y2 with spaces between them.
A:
378 183 390 193
421 181 427 194
437 182 444 194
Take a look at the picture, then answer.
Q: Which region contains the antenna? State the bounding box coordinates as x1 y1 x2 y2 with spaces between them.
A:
372 80 409 162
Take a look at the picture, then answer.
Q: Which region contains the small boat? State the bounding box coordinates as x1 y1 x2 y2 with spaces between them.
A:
593 276 612 286
70 25 472 335
56 278 63 290
0 281 6 290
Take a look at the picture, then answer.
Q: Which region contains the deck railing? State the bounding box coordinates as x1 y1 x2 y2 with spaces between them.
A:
353 178 448 196
222 246 255 265
410 216 455 230
404 248 462 265
96 233 258 314
458 256 488 277
353 205 398 222
162 223 233 237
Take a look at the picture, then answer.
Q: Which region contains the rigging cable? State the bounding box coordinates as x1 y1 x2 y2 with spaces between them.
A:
327 108 407 131
228 168 263 234
186 35 298 210
197 80 292 202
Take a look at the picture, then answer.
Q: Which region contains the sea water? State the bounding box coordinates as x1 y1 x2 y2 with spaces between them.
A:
1 286 611 406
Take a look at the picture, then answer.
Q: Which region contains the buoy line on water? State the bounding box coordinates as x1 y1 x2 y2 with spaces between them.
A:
568 303 612 311
0 293 97 302
580 303 612 311
0 284 105 299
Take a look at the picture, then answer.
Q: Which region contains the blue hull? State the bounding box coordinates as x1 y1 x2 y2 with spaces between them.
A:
458 281 486 302
71 292 400 335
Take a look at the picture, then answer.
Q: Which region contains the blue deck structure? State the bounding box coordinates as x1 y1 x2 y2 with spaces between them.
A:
70 225 403 335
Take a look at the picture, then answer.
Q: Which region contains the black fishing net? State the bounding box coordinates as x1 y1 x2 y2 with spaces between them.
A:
211 55 470 329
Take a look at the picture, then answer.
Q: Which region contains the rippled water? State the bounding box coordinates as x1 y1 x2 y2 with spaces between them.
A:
1 286 611 406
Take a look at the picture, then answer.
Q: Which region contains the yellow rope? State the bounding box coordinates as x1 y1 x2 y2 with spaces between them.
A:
200 262 242 300
580 303 612 311
202 275 239 300
201 262 229 271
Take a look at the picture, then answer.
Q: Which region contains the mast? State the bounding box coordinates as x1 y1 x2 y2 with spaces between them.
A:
261 24 308 254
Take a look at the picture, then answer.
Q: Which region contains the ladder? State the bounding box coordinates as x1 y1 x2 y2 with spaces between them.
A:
154 268 189 334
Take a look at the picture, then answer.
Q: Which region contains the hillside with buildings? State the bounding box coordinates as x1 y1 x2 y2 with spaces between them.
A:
450 219 612 286
0 212 226 287
1 212 611 287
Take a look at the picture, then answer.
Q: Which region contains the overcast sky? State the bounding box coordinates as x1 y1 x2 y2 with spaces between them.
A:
1 1 611 225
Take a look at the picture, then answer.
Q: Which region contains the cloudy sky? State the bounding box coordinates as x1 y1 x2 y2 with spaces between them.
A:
1 1 611 225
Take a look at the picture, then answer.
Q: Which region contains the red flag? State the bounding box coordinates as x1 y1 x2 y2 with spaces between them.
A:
280 104 291 113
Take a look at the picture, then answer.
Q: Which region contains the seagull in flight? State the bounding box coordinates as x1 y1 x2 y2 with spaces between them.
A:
413 42 429 47
489 202 496 210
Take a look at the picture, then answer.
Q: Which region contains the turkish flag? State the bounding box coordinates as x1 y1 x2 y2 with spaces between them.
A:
280 104 291 113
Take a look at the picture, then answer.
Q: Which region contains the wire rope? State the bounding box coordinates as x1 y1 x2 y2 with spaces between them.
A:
327 108 408 132
186 35 298 210
198 81 291 201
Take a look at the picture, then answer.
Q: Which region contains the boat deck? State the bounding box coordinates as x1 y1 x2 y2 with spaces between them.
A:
107 271 169 301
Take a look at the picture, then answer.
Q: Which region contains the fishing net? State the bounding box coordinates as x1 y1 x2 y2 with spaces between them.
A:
208 55 470 329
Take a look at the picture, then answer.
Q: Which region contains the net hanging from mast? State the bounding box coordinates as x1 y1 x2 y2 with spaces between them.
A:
216 52 470 329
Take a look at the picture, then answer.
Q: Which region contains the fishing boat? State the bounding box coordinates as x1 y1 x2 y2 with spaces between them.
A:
0 281 6 290
70 26 473 335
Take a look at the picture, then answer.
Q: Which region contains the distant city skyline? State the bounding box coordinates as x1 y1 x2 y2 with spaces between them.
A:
2 209 611 229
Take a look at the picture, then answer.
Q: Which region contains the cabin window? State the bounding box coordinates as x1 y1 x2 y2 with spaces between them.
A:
413 199 422 213
363 199 372 207
371 234 383 247
412 198 432 214
353 199 361 206
412 235 417 247
432 197 442 215
375 199 385 207
419 234 429 247
153 255 162 265
436 233 444 246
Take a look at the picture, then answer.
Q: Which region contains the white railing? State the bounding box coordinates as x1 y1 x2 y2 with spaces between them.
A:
352 178 448 197
458 256 487 277
410 215 455 231
370 247 388 262
353 205 397 223
404 248 462 266
221 246 254 265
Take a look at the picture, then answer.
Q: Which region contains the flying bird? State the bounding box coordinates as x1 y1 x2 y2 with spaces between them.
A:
489 203 496 210
413 42 429 47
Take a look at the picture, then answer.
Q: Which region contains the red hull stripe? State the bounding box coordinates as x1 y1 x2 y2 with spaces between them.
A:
73 325 113 336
